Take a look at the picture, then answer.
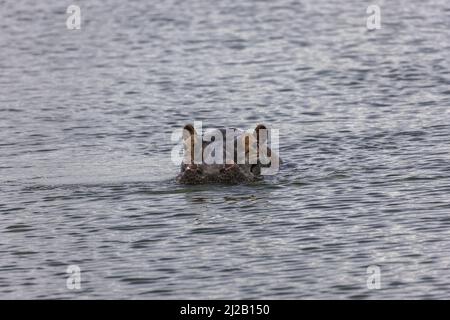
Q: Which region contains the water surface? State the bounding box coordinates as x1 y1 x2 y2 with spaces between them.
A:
1 0 450 299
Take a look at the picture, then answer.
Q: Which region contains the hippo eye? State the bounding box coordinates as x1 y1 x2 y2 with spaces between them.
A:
250 164 260 175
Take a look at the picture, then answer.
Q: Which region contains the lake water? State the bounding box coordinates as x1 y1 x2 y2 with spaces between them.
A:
1 0 450 299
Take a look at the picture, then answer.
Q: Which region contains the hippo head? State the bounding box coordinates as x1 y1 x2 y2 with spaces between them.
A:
176 124 279 184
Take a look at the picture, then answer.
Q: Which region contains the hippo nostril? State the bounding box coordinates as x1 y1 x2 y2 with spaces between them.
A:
220 164 237 173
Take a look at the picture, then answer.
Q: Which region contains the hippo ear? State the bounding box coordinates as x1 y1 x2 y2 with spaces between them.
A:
182 124 198 163
254 124 268 145
183 124 196 140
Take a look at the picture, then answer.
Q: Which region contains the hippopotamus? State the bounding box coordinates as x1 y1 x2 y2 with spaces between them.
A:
176 124 280 184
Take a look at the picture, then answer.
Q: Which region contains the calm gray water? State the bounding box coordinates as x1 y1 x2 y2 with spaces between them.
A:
1 0 450 299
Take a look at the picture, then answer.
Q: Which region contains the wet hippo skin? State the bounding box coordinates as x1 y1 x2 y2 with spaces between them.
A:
177 124 279 184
